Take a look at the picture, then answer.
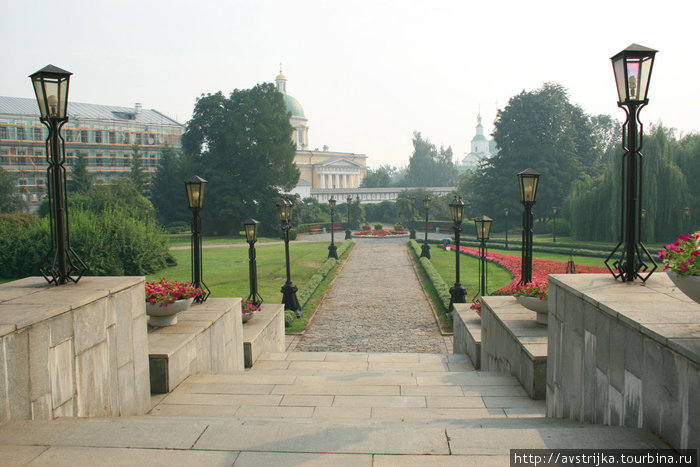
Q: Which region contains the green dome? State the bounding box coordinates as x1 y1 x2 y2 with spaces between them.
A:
283 94 305 118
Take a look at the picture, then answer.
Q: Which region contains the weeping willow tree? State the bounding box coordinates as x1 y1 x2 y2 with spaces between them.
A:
568 125 692 243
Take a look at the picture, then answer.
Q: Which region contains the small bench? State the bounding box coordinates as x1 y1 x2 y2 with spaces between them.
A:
439 225 453 232
327 224 345 230
309 225 322 233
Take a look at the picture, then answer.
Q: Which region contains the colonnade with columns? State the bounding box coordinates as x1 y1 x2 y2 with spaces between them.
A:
318 171 360 189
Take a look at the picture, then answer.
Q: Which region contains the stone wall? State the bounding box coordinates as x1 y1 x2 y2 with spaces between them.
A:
453 304 481 369
0 277 150 421
547 273 699 450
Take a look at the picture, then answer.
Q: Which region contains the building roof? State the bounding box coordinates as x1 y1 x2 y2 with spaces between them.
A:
283 94 305 119
0 96 183 127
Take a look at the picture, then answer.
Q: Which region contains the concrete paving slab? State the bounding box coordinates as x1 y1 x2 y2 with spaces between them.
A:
0 418 208 449
295 374 417 386
235 405 315 418
400 385 464 396
252 360 291 370
233 451 372 466
371 407 506 420
447 362 475 372
461 385 528 397
368 362 449 372
289 361 369 371
368 353 422 362
185 373 296 385
373 454 510 466
504 407 547 418
160 392 283 407
272 383 400 396
332 395 426 408
313 406 372 419
482 396 545 408
257 351 288 360
148 404 240 417
26 446 238 466
425 396 485 408
0 445 48 466
285 351 328 361
416 372 519 386
195 419 450 455
175 382 274 395
280 395 334 407
323 352 371 362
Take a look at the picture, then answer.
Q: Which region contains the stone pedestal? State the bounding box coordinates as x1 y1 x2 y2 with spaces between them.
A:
453 303 481 369
243 304 285 368
0 276 150 421
547 274 700 450
148 298 243 393
480 296 548 399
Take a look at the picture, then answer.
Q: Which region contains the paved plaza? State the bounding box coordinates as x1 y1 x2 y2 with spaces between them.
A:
295 239 450 353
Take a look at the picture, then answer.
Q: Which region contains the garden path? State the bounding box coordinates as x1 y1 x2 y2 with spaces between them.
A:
295 240 449 353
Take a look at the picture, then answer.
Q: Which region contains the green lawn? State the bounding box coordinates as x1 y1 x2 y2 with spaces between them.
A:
167 235 279 247
148 242 329 304
428 246 514 299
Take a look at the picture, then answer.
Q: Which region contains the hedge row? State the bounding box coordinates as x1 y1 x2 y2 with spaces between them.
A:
408 239 451 311
296 240 354 309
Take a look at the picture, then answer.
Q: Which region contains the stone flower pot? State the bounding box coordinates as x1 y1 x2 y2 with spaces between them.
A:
516 296 549 325
242 311 255 323
667 271 700 304
146 298 194 326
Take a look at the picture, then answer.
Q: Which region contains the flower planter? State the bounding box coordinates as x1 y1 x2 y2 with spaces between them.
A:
667 271 700 304
516 296 549 325
242 312 255 323
146 298 194 327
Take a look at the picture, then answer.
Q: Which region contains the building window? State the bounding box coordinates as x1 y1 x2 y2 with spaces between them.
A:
135 133 142 145
64 129 73 142
95 130 103 143
33 128 43 141
108 132 116 144
80 130 88 143
0 126 9 139
16 127 26 140
123 133 130 144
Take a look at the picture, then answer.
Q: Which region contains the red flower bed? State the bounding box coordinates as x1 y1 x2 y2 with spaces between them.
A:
444 244 607 293
355 229 408 237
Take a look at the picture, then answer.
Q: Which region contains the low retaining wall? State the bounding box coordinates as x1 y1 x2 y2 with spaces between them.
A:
243 304 285 368
453 303 481 369
547 273 699 450
480 296 548 399
148 298 244 393
0 276 150 421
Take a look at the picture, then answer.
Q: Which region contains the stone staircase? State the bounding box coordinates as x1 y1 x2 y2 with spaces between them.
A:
0 351 668 465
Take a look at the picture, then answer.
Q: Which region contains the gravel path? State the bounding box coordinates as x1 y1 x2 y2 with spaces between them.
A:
295 240 448 353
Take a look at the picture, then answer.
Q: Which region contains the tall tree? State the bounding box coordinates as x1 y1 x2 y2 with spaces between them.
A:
181 83 299 235
128 144 148 195
468 83 597 220
360 165 395 188
0 167 27 213
149 146 189 227
405 132 456 187
67 151 92 193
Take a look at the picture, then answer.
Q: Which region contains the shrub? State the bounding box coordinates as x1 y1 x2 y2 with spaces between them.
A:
374 223 383 230
409 240 450 310
284 310 296 326
394 223 404 230
0 213 47 278
279 228 298 241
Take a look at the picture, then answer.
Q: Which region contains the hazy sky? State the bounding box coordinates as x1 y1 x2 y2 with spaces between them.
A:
3 0 699 168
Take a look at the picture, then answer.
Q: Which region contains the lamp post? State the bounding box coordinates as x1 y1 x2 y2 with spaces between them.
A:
328 197 338 259
552 207 558 243
31 65 87 285
504 208 510 249
448 197 467 312
409 196 417 239
244 218 262 307
278 198 301 316
684 206 691 234
185 175 210 302
345 195 352 239
605 44 658 282
420 196 431 258
518 168 540 285
474 215 493 297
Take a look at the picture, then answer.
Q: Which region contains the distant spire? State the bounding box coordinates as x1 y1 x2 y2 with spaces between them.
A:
275 64 287 93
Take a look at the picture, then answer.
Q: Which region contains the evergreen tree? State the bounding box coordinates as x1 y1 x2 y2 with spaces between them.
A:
149 146 188 227
0 167 27 213
128 144 148 195
67 151 92 193
405 132 456 187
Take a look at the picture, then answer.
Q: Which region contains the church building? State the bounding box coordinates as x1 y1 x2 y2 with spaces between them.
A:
274 70 367 199
460 113 498 170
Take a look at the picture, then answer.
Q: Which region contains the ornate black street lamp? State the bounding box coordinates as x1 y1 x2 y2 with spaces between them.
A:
684 206 691 234
278 198 301 316
244 218 262 307
31 65 87 285
420 196 431 258
328 197 338 259
518 168 540 285
474 215 493 297
409 196 417 239
448 197 467 311
552 206 558 243
345 195 352 239
185 175 210 302
504 208 510 249
605 44 658 282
